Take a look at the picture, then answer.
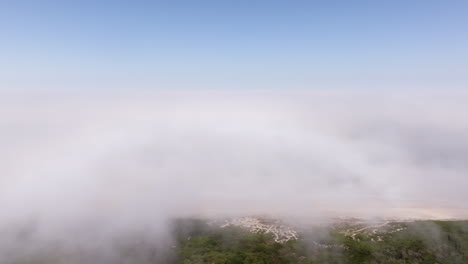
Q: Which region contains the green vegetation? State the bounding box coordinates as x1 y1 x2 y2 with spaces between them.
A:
174 220 468 264
176 226 344 264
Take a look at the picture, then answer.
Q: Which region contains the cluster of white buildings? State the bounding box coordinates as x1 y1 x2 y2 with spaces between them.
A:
336 220 406 242
220 217 298 243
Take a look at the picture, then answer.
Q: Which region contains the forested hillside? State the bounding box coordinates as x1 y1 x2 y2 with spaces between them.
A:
174 219 468 264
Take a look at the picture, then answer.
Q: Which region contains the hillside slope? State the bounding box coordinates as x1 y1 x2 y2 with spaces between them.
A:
174 219 468 264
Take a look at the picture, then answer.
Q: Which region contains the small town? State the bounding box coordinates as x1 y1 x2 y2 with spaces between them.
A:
220 217 299 243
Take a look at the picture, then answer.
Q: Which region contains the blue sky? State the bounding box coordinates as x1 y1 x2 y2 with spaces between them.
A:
1 0 467 90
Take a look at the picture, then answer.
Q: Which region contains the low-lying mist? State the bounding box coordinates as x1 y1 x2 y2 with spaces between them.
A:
1 90 467 263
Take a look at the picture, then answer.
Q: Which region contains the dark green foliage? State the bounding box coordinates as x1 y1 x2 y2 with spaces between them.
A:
175 220 346 264
175 220 468 264
178 227 284 264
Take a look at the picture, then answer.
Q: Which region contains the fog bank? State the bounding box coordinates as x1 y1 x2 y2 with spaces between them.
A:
1 90 467 262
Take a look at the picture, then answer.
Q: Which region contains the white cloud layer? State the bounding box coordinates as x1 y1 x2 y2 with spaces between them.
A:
0 90 467 262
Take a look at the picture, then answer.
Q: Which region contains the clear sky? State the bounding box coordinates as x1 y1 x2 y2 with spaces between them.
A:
1 0 467 90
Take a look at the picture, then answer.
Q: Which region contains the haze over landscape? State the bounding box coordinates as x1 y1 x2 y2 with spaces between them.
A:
1 1 468 263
